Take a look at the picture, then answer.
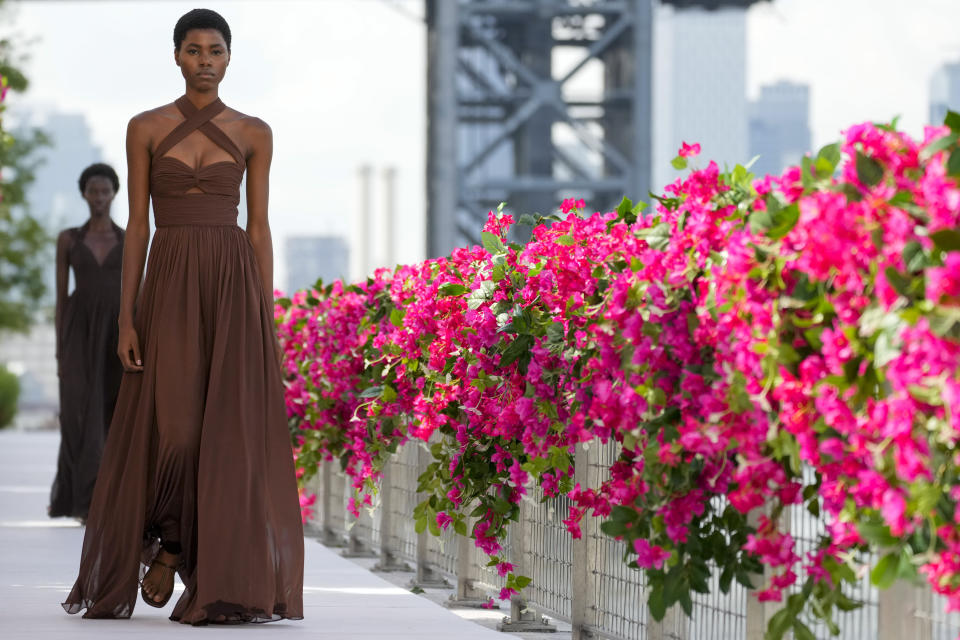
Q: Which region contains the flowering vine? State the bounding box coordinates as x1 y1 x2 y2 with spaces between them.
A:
277 117 960 639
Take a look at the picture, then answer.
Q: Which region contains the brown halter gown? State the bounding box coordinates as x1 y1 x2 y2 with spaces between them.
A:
62 96 304 624
49 221 124 520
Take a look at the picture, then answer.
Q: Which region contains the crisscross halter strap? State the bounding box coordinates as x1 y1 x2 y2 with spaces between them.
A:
150 96 245 228
154 97 245 167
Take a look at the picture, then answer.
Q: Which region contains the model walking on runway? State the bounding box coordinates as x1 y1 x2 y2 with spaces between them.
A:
49 163 124 523
62 8 304 624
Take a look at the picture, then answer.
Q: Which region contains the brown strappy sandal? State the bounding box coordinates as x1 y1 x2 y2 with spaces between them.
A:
141 553 178 608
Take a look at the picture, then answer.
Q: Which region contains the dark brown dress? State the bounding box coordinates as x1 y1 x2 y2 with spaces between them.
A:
62 97 304 624
49 222 124 519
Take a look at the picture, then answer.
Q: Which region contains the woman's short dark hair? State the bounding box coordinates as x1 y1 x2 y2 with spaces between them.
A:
78 163 119 194
174 9 231 52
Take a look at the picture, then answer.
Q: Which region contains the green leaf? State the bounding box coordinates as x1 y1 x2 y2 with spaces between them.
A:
514 575 532 589
801 155 815 188
948 149 960 177
903 240 927 271
499 334 534 368
766 608 794 640
870 552 899 589
555 234 575 246
884 266 911 297
359 386 383 399
611 505 637 523
647 586 666 621
718 567 733 594
835 591 862 612
874 330 900 368
766 203 800 240
816 142 842 174
438 282 469 297
931 228 960 252
389 308 405 327
749 209 774 234
637 223 671 251
678 590 693 617
517 213 538 227
923 132 959 160
415 514 428 534
467 280 497 310
898 548 918 582
671 155 688 170
856 151 884 187
382 384 397 403
600 520 628 537
945 109 960 132
482 231 506 255
792 620 816 640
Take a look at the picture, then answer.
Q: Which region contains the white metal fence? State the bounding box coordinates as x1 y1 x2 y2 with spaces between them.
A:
304 440 955 640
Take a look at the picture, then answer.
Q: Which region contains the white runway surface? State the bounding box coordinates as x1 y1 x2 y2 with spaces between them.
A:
0 429 503 639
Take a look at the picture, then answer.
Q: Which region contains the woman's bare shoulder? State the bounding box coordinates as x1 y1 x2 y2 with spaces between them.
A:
128 103 181 134
222 107 270 135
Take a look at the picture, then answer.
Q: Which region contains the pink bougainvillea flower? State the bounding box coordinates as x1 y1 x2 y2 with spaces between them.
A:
678 141 701 158
633 539 670 570
561 198 586 214
436 512 454 531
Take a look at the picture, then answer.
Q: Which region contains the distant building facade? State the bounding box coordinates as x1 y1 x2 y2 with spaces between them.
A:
748 81 812 178
18 111 105 305
652 4 749 192
284 235 350 294
930 61 960 126
27 111 104 230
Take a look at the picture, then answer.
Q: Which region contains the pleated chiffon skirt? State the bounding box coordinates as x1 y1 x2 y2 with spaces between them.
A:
62 223 304 624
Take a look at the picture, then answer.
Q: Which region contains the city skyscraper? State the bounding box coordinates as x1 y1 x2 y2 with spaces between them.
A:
284 235 351 294
748 81 812 178
26 111 104 230
930 61 960 126
652 4 749 193
19 111 105 306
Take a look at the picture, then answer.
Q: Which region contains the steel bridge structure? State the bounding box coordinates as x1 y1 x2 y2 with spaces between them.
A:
425 0 765 257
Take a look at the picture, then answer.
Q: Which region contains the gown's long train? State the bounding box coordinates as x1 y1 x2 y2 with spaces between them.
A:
62 96 304 624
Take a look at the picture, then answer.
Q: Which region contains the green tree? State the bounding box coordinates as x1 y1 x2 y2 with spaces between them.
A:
0 364 19 428
0 0 51 332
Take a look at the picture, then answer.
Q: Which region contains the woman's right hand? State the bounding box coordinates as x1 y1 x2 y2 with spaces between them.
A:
117 323 144 373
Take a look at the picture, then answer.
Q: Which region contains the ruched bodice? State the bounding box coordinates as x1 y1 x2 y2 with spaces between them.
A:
149 97 245 227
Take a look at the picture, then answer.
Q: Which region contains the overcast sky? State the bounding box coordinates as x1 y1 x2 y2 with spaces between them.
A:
3 0 960 285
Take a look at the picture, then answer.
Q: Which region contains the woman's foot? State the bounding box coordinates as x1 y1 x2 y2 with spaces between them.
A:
141 548 179 607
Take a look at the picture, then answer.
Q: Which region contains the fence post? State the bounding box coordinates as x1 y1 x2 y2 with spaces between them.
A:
409 442 450 589
302 466 324 538
497 483 557 632
374 458 412 571
647 606 687 640
572 442 599 639
878 581 930 640
319 459 344 546
446 515 491 608
342 472 378 558
745 507 788 640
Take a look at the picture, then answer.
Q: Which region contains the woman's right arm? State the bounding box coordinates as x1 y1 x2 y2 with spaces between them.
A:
116 115 151 373
54 229 72 374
